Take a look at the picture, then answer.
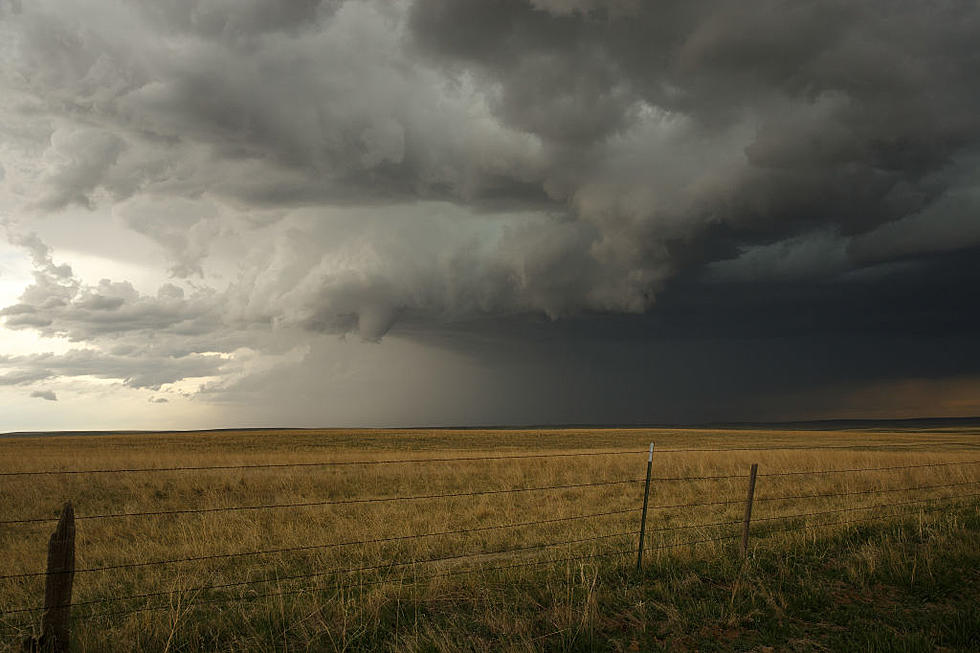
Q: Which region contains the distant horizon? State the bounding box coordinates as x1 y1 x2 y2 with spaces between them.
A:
6 415 980 438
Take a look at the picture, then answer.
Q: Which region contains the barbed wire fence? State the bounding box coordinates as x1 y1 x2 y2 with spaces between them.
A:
1 444 978 651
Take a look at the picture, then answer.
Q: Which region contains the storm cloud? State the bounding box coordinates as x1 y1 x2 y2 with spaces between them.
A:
1 0 979 426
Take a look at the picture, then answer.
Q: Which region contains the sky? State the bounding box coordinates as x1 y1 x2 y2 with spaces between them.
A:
1 0 979 431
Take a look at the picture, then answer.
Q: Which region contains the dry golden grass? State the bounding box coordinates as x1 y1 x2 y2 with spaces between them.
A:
1 427 978 651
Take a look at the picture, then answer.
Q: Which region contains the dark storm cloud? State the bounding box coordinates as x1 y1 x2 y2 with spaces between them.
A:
410 0 980 258
5 0 547 209
137 0 331 39
2 0 979 421
30 389 56 401
35 129 127 211
388 243 980 424
8 0 978 308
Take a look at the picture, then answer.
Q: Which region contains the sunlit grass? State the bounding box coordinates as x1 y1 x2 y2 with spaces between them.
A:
1 427 978 651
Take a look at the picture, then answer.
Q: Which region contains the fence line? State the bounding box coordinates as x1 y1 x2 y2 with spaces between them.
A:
758 460 980 476
4 492 977 619
0 514 756 583
653 443 978 453
752 496 978 537
71 533 748 622
753 491 980 524
2 447 974 478
0 450 650 478
9 467 976 527
0 506 640 580
0 477 645 526
83 547 641 620
36 497 975 624
652 472 748 481
2 529 643 615
754 479 979 502
1 443 978 640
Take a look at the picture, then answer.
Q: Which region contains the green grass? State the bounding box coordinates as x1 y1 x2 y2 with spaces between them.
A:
619 511 980 652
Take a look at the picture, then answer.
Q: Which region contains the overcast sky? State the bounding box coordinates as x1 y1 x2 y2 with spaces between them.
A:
1 0 979 430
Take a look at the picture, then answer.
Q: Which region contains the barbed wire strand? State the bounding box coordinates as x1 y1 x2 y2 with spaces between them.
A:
3 480 976 580
80 547 640 620
86 533 743 621
17 475 960 529
0 477 645 526
1 529 642 615
1 509 745 581
2 447 975 478
758 460 980 477
753 497 980 538
0 506 640 580
0 450 651 477
13 499 975 625
755 479 979 503
753 491 980 524
75 498 980 622
638 493 979 548
5 496 977 621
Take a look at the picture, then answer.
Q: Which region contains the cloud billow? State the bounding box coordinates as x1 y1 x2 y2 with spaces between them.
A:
1 0 978 421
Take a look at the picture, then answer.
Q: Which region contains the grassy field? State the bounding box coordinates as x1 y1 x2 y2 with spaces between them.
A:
1 427 978 651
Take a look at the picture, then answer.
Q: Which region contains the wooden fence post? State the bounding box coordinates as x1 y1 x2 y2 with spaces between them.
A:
741 464 758 559
28 501 75 652
636 443 654 572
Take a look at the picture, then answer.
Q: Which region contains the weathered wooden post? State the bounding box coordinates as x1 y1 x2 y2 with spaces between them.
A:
741 464 758 558
28 502 75 652
636 443 654 572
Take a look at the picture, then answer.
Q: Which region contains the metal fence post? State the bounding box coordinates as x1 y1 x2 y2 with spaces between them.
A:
741 464 758 558
636 443 654 572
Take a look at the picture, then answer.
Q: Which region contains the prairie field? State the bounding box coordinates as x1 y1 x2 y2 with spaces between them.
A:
1 427 978 652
